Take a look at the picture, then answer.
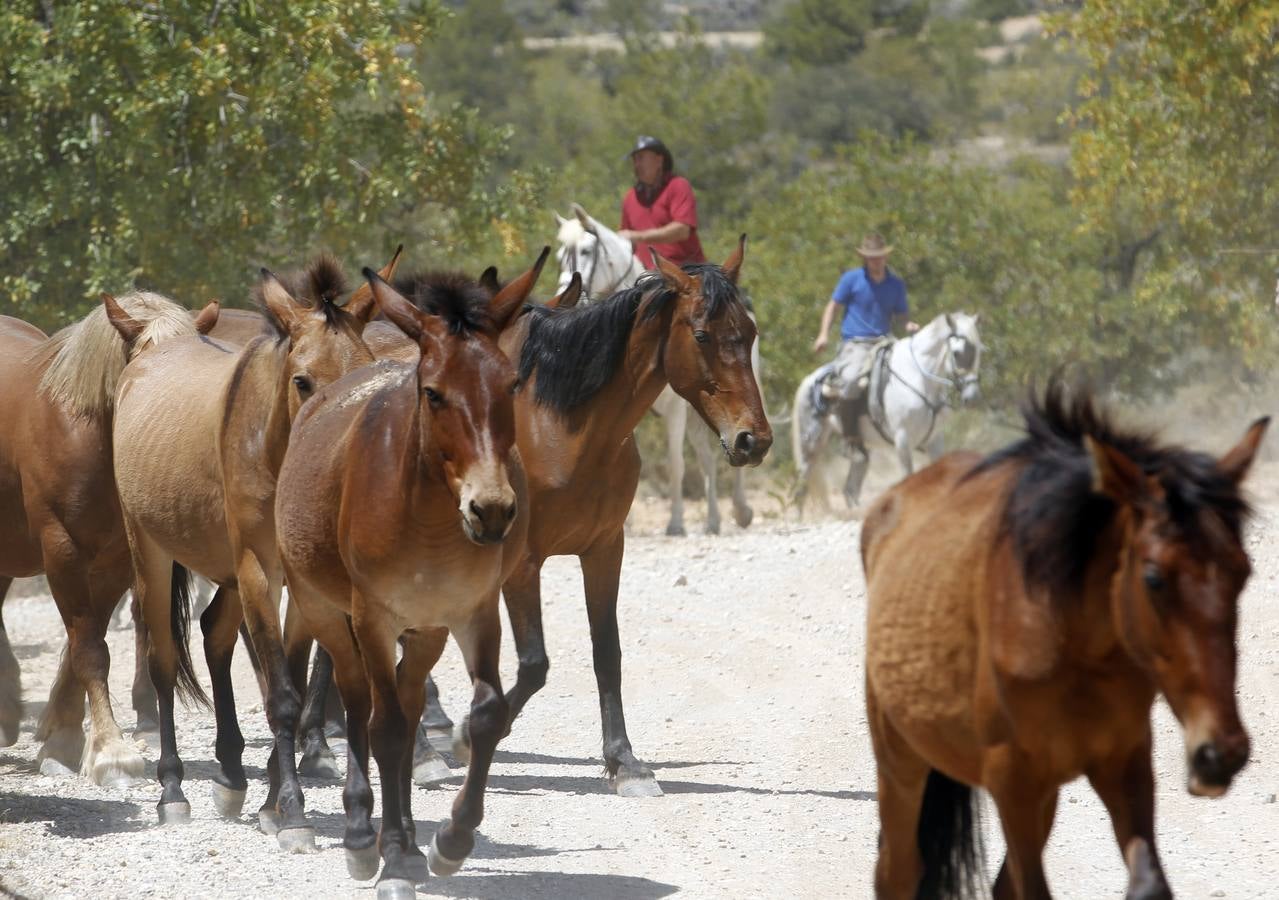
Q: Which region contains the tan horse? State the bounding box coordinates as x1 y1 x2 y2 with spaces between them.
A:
111 253 394 843
478 240 771 796
862 381 1266 898
275 267 534 896
0 293 216 784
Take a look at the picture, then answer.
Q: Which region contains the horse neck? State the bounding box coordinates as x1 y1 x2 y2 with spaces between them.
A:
589 239 643 300
234 338 295 477
900 322 951 397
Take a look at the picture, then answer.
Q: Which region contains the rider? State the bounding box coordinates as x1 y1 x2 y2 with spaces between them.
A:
617 135 706 269
812 232 918 407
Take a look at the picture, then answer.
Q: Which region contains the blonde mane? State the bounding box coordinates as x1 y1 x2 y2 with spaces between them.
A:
33 291 198 418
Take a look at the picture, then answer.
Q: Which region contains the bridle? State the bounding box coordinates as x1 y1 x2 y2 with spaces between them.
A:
866 322 981 448
563 229 645 303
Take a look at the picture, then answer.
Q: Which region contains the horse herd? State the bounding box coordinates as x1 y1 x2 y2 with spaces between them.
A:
0 216 1268 900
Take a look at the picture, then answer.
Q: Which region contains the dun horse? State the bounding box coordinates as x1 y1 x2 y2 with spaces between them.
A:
480 239 771 795
275 268 533 897
861 381 1266 898
110 254 393 844
0 293 216 783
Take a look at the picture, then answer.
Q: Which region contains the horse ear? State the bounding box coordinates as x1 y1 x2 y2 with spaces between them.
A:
1086 436 1145 504
722 233 747 284
193 299 220 335
347 244 403 323
571 202 598 236
1218 416 1270 485
490 246 551 330
553 211 568 228
102 293 145 345
260 269 303 333
362 267 424 343
479 266 501 295
548 272 583 310
945 313 956 331
652 249 695 293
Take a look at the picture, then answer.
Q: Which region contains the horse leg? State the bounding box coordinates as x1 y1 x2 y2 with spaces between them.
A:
868 682 929 898
79 568 146 787
355 611 418 894
410 673 452 786
0 577 21 747
843 439 871 509
693 424 722 535
730 463 753 529
986 748 1056 900
893 429 914 480
420 673 455 755
130 593 160 747
393 629 448 882
664 398 689 536
324 619 378 883
35 640 85 775
286 602 340 781
581 536 658 796
200 584 250 818
495 558 548 739
1087 733 1171 900
236 546 313 851
429 607 507 877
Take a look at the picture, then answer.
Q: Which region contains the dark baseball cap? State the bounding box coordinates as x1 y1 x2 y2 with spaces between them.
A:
624 135 673 170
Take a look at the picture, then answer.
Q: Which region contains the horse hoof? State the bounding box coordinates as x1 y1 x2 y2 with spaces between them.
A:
345 845 380 881
37 757 77 778
376 877 417 900
258 808 281 836
704 521 721 536
612 770 663 798
450 722 471 767
298 749 342 780
277 826 317 854
425 726 454 754
412 750 453 787
157 801 192 825
133 724 161 750
99 772 138 791
734 508 754 529
405 850 430 883
665 523 686 537
428 830 466 877
211 783 246 819
0 723 19 748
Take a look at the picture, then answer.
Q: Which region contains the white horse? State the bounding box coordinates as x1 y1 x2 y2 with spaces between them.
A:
553 202 760 534
791 312 982 516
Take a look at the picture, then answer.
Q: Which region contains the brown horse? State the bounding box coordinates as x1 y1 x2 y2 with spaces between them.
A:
470 241 771 796
110 253 393 842
861 381 1267 899
0 293 216 784
275 267 533 895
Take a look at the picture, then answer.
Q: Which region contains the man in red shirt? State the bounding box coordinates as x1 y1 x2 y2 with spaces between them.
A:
618 135 706 269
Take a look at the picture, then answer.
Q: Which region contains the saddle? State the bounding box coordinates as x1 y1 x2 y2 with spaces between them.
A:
812 342 894 446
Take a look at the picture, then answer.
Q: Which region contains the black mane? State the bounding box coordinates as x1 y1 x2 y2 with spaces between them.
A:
393 270 493 336
975 379 1249 597
517 263 743 415
253 254 349 337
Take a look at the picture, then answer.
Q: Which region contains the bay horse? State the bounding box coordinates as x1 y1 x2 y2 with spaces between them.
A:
275 268 533 895
861 380 1266 898
479 239 770 795
791 311 982 516
555 203 762 534
110 252 393 842
0 293 216 784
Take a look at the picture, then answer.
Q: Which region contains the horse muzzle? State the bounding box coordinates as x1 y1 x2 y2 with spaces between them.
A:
960 376 981 407
1186 732 1249 797
722 428 772 467
459 490 518 546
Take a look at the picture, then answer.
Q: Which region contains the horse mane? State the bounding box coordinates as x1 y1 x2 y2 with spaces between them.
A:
392 270 493 336
32 290 197 418
517 264 743 415
251 254 349 338
976 379 1250 598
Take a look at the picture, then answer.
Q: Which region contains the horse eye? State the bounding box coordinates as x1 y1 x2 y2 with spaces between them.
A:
424 386 444 407
1142 563 1166 592
292 374 314 394
693 330 710 344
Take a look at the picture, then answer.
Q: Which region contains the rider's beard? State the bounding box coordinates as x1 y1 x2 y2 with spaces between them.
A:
635 173 670 207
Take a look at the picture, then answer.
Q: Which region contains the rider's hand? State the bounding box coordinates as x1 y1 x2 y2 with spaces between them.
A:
812 334 829 354
905 321 921 334
617 229 638 244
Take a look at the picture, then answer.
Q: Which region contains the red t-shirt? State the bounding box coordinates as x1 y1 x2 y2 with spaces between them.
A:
620 175 706 269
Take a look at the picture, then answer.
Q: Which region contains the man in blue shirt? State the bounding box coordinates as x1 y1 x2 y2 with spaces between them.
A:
812 232 917 404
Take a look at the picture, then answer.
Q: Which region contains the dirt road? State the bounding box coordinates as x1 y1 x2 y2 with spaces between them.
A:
1 485 1276 898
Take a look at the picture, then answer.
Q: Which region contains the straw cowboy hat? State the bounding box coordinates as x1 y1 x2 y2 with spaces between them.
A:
856 233 893 258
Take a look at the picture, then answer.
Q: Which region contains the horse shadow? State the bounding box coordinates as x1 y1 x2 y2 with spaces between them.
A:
416 870 679 899
485 769 874 801
0 793 146 839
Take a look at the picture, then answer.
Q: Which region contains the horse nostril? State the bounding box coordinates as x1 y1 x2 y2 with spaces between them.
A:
734 431 755 455
503 502 517 522
1193 743 1224 780
469 500 482 519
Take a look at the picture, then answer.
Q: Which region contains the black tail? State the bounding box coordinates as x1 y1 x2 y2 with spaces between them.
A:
916 769 986 899
170 563 209 709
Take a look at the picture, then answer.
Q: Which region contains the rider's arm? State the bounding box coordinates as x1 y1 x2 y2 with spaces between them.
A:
813 301 841 353
620 220 691 244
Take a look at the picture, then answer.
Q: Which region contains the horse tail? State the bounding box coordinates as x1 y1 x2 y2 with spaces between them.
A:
915 768 985 899
170 562 209 709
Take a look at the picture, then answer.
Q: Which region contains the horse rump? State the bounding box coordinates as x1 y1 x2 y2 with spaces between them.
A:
916 768 985 899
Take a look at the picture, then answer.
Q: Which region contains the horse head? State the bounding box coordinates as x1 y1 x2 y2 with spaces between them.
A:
1088 416 1268 798
651 236 772 467
553 203 637 300
364 268 523 545
944 312 982 405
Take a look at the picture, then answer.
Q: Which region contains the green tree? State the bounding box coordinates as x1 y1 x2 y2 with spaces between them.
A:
764 0 875 66
0 2 535 328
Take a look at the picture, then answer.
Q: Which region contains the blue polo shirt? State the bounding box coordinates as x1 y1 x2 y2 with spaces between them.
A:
832 267 908 339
